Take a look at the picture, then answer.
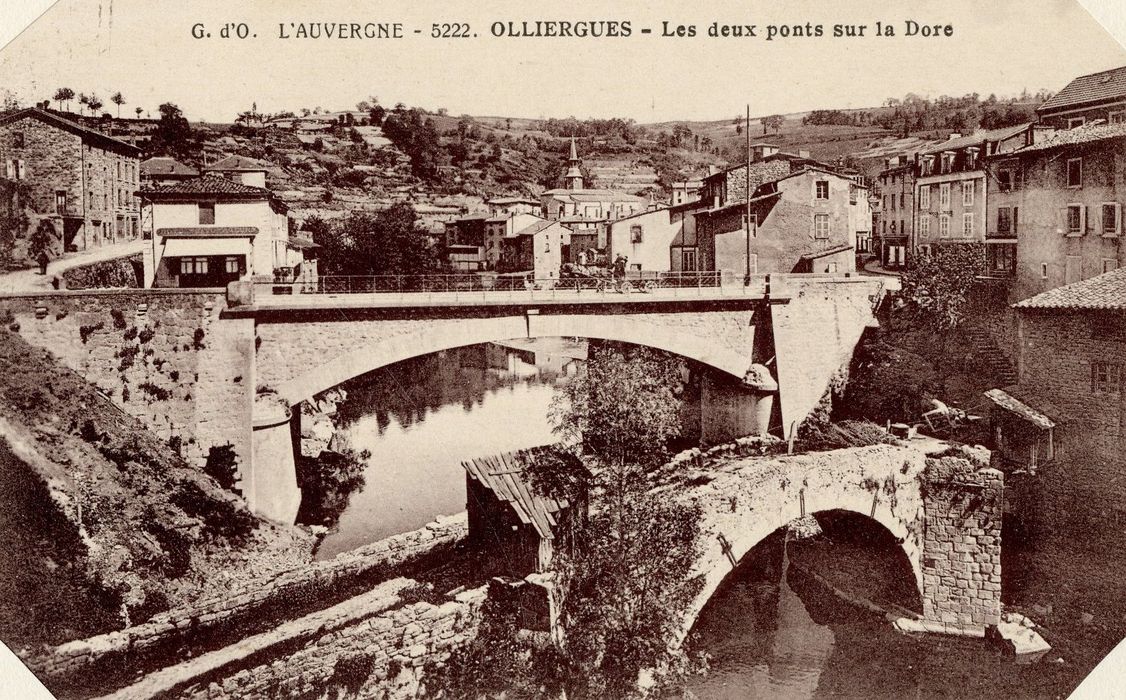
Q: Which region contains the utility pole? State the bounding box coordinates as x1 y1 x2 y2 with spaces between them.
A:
744 103 752 286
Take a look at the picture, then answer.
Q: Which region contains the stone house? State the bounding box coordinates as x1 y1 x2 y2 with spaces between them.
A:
0 107 141 254
486 196 541 217
695 165 860 276
140 157 199 187
984 267 1126 529
444 214 489 271
983 122 1126 304
204 155 273 188
140 174 291 288
606 202 702 273
912 124 1032 256
873 157 915 268
1036 65 1126 130
483 212 544 270
499 219 572 280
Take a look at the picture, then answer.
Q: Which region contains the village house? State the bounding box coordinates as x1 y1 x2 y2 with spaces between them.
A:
444 214 489 271
669 179 703 206
984 122 1126 303
140 157 199 187
499 219 572 280
140 173 295 288
873 156 915 268
984 267 1126 530
487 196 542 217
693 160 864 276
1036 65 1126 130
0 107 141 254
606 201 703 273
484 212 545 270
913 124 1032 256
204 155 273 188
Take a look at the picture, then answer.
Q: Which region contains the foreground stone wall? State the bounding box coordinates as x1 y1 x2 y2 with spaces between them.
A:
102 578 488 700
0 290 249 470
31 514 467 687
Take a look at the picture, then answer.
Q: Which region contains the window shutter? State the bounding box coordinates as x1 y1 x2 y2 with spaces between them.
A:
1080 205 1087 234
1059 207 1068 234
3 160 11 179
1116 203 1123 235
1014 206 1019 234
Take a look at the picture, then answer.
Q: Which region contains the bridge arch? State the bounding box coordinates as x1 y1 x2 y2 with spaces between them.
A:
270 312 759 406
674 446 928 646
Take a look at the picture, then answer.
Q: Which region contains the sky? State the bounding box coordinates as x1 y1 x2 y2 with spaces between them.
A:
0 0 1124 124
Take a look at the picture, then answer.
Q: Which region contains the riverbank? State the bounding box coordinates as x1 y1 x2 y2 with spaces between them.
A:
0 329 315 656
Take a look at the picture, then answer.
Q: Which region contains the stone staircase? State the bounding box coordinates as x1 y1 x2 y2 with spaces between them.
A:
963 323 1018 387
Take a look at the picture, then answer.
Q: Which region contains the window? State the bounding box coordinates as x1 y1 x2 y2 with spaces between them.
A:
997 207 1012 234
5 159 26 180
224 257 240 274
899 193 904 209
681 248 697 271
1066 204 1086 236
813 214 830 239
1067 158 1082 188
939 214 950 238
1041 263 1049 279
1103 259 1119 274
939 183 951 209
1068 117 1086 129
630 224 643 243
963 213 974 237
198 202 215 225
55 190 67 214
10 132 24 148
919 186 930 210
1065 255 1082 284
965 150 978 170
815 180 829 200
919 217 930 238
998 168 1014 192
962 181 974 207
1102 203 1121 236
987 244 1016 276
179 257 208 275
1111 111 1126 125
1092 362 1121 394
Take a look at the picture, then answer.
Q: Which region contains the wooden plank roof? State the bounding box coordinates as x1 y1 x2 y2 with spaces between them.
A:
462 446 578 540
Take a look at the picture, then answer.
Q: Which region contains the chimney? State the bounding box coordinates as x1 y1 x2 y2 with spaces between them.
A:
948 132 962 140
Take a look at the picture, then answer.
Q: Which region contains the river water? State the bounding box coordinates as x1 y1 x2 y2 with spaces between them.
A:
309 339 1076 698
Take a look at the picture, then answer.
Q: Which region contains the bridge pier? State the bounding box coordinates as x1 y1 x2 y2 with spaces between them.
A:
699 372 777 446
248 393 302 524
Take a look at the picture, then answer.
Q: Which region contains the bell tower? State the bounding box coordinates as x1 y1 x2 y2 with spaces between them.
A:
563 136 584 190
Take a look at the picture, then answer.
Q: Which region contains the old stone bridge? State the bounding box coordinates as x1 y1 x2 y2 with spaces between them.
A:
0 274 894 522
28 443 1001 700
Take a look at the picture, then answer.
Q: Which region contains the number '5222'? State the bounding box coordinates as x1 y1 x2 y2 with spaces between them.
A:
432 23 472 38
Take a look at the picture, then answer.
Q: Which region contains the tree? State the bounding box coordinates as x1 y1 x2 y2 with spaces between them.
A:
53 87 75 112
135 106 143 119
78 93 89 115
763 114 786 133
87 95 103 115
0 180 30 263
899 242 986 332
28 219 56 258
313 204 440 277
532 344 704 698
111 92 125 118
147 103 195 160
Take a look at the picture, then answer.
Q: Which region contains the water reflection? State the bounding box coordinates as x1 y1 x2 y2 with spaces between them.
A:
313 339 585 560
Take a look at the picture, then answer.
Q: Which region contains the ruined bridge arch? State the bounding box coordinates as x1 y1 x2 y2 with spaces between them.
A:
254 305 766 406
674 444 1004 644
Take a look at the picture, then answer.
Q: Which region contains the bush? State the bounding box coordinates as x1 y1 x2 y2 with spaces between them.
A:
203 444 240 491
170 481 257 545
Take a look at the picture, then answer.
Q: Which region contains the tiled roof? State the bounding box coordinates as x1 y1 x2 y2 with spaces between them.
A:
542 188 647 202
917 123 1031 155
514 219 563 237
141 157 198 178
984 388 1058 430
1037 65 1126 114
141 174 270 198
488 196 539 205
287 235 320 250
157 226 258 238
205 155 272 171
0 108 140 156
799 244 853 260
1013 121 1126 154
462 447 585 540
1014 266 1126 311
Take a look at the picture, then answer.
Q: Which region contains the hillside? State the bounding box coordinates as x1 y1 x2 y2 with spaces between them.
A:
0 329 313 652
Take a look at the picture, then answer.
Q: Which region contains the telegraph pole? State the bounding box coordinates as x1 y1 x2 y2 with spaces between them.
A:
744 103 752 286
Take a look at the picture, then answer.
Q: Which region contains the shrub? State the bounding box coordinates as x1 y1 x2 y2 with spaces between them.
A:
170 481 257 545
138 327 155 344
79 321 104 343
123 326 138 341
192 327 206 349
204 444 240 491
138 381 171 401
110 309 126 329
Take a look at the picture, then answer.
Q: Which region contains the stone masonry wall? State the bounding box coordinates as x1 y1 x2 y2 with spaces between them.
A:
920 454 1004 634
31 513 468 685
100 578 488 700
0 290 252 473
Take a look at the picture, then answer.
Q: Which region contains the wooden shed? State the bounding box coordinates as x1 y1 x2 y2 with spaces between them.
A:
462 446 586 576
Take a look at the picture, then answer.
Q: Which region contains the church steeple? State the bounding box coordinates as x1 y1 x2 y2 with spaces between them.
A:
563 135 584 190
